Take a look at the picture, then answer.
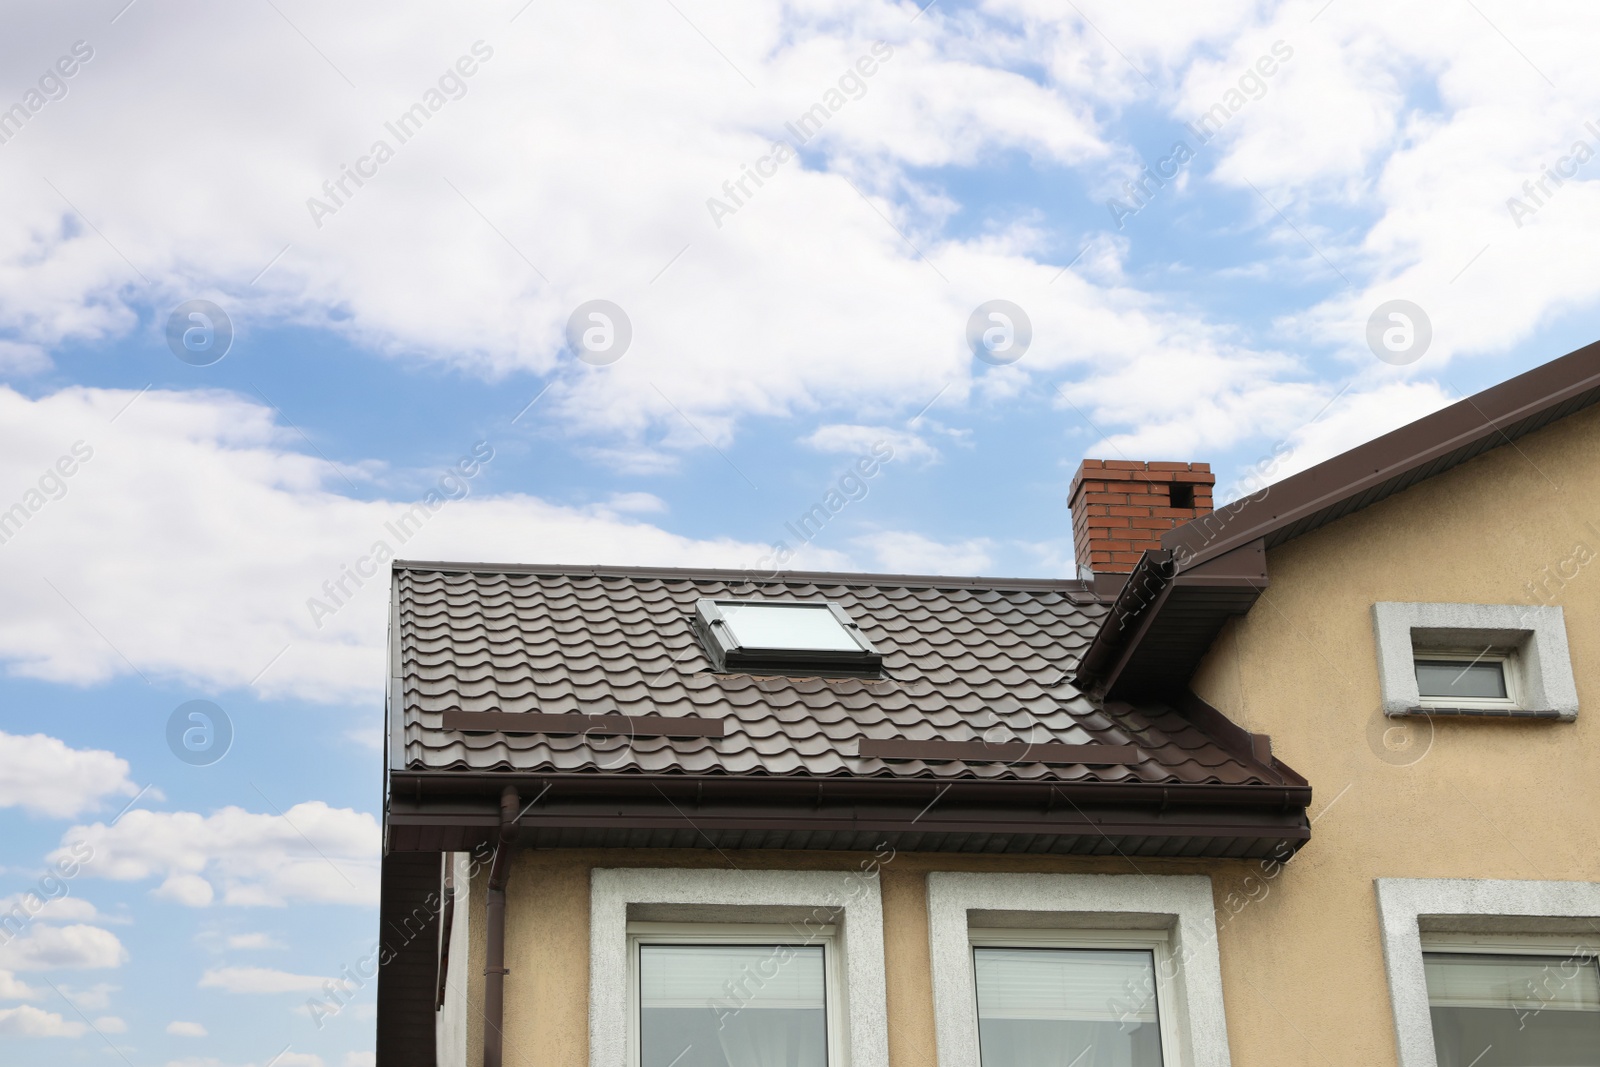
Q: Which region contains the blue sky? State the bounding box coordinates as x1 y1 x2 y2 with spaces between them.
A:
2 0 1599 1064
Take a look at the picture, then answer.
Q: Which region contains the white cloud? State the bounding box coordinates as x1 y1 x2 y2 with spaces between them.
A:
0 1003 86 1037
167 1020 208 1037
1273 380 1457 483
0 924 126 971
852 530 994 575
274 1055 325 1067
199 966 329 995
54 802 380 907
343 1054 376 1067
0 2 1345 472
601 491 668 514
92 1014 126 1032
0 970 38 1000
0 731 137 818
0 4 1103 434
57 981 117 1012
803 424 939 464
224 933 282 951
0 892 102 926
0 385 794 703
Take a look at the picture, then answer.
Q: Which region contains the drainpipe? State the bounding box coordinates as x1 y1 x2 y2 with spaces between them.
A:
484 786 519 1067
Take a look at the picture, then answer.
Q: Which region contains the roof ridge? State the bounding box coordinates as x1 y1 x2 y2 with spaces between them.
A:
392 558 1097 594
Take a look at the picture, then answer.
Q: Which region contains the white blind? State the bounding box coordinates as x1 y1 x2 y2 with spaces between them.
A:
1425 953 1600 1012
641 944 825 1011
975 948 1158 1023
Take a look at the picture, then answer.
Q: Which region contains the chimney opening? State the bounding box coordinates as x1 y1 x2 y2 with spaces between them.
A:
1168 483 1195 509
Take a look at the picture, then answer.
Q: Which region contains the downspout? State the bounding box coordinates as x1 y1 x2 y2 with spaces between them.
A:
484 786 519 1067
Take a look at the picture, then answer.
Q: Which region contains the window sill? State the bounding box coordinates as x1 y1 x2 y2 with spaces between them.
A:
1397 706 1563 719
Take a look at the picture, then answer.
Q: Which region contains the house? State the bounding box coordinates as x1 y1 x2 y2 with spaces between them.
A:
375 339 1600 1067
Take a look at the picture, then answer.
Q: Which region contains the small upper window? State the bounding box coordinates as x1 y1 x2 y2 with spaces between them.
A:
1413 649 1518 711
694 600 881 674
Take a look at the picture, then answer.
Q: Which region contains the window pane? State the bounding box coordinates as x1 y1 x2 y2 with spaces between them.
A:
974 947 1163 1067
640 944 826 1067
1425 953 1600 1066
1415 659 1508 700
720 604 860 652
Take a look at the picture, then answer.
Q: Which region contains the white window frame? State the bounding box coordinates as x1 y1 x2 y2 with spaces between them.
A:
590 868 889 1067
1375 877 1600 1067
1410 647 1521 712
926 872 1233 1067
1371 602 1578 719
626 921 845 1067
967 926 1187 1065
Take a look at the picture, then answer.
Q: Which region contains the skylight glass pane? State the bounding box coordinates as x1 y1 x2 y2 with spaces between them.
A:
974 947 1163 1067
1415 659 1508 700
719 603 860 652
1425 953 1600 1066
640 944 826 1067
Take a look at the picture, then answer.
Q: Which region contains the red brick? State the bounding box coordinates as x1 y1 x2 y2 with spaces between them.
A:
1190 462 1211 473
1125 493 1168 506
1145 462 1190 472
1102 460 1148 471
1171 471 1217 484
1084 516 1129 529
1083 492 1129 505
1107 505 1155 517
1129 516 1176 530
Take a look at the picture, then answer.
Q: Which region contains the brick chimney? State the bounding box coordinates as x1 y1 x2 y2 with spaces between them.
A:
1069 460 1214 577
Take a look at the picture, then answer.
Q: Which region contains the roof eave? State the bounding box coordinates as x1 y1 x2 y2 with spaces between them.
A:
382 769 1312 859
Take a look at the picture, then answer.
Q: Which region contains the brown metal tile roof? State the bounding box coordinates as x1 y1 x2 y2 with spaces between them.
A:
390 562 1292 789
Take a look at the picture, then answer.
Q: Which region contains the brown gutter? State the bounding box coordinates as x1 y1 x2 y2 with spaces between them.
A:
483 786 518 1067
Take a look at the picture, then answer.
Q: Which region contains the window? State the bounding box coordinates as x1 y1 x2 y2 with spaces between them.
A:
1374 878 1600 1067
1167 483 1194 509
1370 603 1578 719
632 925 839 1067
590 868 890 1067
1424 939 1600 1066
971 932 1176 1067
694 600 881 675
1413 649 1518 711
927 873 1232 1067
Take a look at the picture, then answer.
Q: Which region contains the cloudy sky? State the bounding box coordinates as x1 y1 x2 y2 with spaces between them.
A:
1 0 1597 1063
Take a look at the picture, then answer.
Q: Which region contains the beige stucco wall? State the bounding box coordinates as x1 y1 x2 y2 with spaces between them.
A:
1189 401 1600 1065
469 847 1253 1066
452 403 1600 1067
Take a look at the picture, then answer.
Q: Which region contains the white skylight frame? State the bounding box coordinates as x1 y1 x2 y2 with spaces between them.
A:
693 599 882 674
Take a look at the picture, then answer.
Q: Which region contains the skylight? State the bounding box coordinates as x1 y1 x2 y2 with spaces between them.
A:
693 599 881 674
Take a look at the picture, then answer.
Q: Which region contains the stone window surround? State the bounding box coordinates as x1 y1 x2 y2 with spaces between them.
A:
925 871 1234 1067
589 867 890 1067
1371 602 1578 719
1375 877 1600 1067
